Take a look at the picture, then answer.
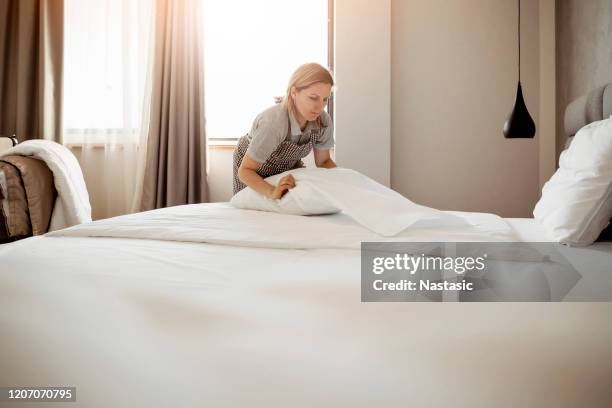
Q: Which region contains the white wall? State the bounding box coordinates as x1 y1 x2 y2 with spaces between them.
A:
334 0 391 186
539 0 556 189
207 146 234 203
390 0 543 217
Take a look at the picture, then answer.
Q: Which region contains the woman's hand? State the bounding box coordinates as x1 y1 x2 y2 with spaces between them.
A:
268 174 295 199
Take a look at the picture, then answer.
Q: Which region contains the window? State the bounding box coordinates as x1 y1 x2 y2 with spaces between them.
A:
63 0 153 144
203 0 332 143
63 0 331 144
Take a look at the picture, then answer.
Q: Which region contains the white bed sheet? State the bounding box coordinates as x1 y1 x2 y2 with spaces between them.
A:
1 206 611 407
505 218 551 241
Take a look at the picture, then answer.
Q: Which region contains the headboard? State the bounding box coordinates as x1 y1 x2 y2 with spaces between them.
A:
563 83 612 241
564 83 612 140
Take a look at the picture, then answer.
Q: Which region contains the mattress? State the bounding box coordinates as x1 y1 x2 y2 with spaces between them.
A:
0 204 611 407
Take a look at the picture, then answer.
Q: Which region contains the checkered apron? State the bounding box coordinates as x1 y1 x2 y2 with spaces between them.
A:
232 129 320 195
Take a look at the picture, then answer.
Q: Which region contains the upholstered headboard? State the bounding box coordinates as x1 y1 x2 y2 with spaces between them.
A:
564 83 612 139
563 83 612 241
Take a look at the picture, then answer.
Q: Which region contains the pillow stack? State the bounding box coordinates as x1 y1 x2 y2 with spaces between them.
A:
534 117 612 246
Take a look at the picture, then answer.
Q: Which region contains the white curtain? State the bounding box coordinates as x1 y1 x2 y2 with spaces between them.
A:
63 0 153 219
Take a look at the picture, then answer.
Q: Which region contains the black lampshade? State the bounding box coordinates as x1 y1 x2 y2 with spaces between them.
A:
503 82 535 138
504 0 535 139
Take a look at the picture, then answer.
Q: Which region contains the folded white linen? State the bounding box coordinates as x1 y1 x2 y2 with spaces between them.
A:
231 167 467 236
47 202 518 249
1 139 92 230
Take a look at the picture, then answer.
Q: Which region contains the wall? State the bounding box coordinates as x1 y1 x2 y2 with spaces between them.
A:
390 0 542 217
556 0 612 157
539 0 556 188
334 0 391 186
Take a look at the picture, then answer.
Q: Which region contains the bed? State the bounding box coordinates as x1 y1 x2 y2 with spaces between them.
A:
1 90 611 407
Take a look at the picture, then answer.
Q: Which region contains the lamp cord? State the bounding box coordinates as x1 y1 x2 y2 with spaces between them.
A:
518 0 521 82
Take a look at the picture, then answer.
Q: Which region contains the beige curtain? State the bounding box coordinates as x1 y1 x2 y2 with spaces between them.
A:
0 0 63 142
138 0 208 211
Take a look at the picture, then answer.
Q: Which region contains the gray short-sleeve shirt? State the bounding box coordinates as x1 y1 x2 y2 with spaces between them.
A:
246 103 334 163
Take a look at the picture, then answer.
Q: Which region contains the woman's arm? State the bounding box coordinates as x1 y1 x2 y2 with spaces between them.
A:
314 148 337 169
238 154 295 199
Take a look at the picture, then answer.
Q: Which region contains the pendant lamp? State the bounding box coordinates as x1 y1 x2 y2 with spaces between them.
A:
503 0 535 138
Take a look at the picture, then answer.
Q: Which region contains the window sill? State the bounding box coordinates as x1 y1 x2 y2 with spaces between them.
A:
208 139 238 148
65 143 127 150
65 141 238 150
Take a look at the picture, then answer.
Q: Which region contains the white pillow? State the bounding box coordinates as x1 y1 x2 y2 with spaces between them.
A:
533 117 612 246
231 167 467 236
230 168 340 216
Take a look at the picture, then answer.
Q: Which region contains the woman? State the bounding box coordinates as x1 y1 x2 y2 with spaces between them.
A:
233 63 337 199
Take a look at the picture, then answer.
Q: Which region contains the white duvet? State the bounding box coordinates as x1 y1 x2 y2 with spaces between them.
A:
2 203 611 407
47 202 518 248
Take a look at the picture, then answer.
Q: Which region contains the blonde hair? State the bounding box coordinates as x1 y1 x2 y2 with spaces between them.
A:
275 63 334 124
